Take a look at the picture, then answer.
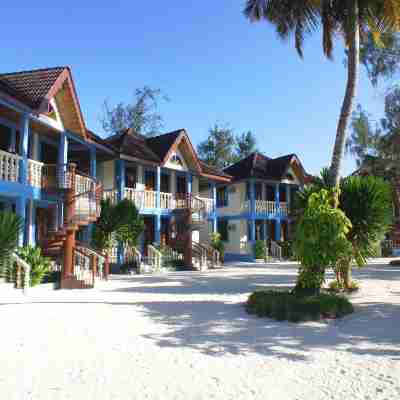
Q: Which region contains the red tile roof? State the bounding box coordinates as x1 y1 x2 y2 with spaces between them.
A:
0 66 65 109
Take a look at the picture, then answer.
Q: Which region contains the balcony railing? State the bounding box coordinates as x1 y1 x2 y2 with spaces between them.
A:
0 149 20 183
103 188 214 213
242 199 288 216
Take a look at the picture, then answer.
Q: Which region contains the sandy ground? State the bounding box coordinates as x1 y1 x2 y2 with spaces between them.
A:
1 260 400 400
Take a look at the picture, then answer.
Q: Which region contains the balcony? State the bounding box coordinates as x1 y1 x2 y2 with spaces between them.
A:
242 199 289 216
103 188 214 213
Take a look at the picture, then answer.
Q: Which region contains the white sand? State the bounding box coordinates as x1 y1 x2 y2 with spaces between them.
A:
1 261 400 400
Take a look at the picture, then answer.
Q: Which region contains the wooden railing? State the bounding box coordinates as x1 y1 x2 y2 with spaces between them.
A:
242 199 288 216
27 159 44 187
76 245 106 281
147 244 163 271
73 247 94 287
0 149 20 182
160 192 174 209
11 252 30 294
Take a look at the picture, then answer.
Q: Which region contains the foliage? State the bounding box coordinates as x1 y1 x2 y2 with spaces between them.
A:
17 246 52 287
0 212 23 279
277 240 294 260
340 176 392 266
210 232 225 262
92 199 144 257
359 32 400 86
197 123 237 169
235 131 258 160
254 240 267 260
294 189 353 294
246 290 354 323
101 86 168 137
114 199 144 251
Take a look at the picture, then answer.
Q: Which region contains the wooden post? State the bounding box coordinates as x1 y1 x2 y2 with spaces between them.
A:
104 253 110 280
183 210 193 268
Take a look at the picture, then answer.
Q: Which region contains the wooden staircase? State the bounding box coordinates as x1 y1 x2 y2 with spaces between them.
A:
168 193 220 270
39 163 106 289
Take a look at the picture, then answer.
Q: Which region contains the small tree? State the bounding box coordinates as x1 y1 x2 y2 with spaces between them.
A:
101 86 168 137
235 131 258 160
210 232 225 262
294 189 353 296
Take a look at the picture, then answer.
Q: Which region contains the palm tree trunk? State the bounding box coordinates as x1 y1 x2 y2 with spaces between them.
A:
330 0 360 188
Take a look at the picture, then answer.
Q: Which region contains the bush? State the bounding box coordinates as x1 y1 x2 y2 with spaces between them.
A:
277 240 294 260
17 246 52 286
210 233 224 262
254 240 267 259
246 290 354 323
329 279 359 293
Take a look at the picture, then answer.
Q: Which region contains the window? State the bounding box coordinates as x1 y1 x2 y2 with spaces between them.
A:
216 187 228 207
217 220 229 242
161 173 170 193
145 170 156 190
170 154 183 166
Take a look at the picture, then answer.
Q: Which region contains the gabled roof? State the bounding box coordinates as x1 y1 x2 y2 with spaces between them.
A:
224 151 307 183
199 160 232 181
145 130 182 162
0 66 65 109
104 128 161 164
0 66 87 137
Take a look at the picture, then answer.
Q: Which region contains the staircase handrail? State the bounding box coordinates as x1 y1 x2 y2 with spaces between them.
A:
11 252 30 294
270 241 282 260
148 244 163 271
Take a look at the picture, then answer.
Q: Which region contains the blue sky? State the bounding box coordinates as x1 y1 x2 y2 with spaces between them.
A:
1 1 388 175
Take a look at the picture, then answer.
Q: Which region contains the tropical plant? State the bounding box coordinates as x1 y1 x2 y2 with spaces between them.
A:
295 172 393 289
244 0 400 188
235 131 258 160
92 198 144 262
294 189 353 295
210 232 225 262
17 246 52 287
0 212 23 279
254 240 267 260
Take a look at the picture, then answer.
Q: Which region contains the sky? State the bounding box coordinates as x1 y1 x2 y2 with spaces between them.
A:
1 1 389 176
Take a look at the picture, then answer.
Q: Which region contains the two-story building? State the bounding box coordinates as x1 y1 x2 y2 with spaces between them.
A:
203 152 308 262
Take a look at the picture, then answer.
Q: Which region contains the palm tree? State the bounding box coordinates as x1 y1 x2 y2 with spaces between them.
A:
244 0 400 187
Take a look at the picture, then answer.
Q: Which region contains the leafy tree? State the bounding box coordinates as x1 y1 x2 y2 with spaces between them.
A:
92 199 144 260
101 86 168 137
295 172 392 289
197 123 236 169
17 246 52 287
0 212 23 279
235 131 258 160
244 0 400 189
294 189 353 296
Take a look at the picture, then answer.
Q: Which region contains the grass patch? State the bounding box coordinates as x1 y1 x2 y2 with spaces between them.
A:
246 290 354 323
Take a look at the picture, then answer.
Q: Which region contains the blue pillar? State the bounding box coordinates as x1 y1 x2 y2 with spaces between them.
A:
156 166 161 209
249 180 256 241
286 184 291 211
27 200 36 246
155 214 161 244
187 172 192 194
58 132 68 165
211 182 217 232
275 219 281 242
19 114 29 185
275 183 280 215
16 197 27 246
90 148 97 178
116 159 126 201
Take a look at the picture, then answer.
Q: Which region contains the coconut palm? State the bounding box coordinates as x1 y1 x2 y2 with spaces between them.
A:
244 0 400 188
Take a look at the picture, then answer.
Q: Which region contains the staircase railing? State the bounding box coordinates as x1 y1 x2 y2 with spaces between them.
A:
124 246 142 269
11 252 30 294
73 247 95 287
76 245 106 280
148 244 163 271
270 241 282 260
192 242 208 270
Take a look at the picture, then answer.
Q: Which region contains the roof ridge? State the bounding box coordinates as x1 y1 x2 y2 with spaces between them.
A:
0 66 67 77
146 129 183 140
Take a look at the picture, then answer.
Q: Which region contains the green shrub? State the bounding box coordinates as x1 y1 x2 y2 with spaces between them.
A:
277 240 295 260
254 240 267 259
17 246 52 286
211 233 225 262
328 279 359 293
246 290 354 323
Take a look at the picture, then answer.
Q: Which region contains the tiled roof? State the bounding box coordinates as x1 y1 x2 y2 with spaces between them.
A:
224 152 306 182
145 130 182 161
199 161 232 179
104 128 161 163
0 66 65 109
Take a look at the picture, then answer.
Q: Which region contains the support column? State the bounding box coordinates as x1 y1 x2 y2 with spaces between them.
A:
211 182 217 233
58 132 68 165
19 114 29 185
155 214 161 244
156 166 161 209
16 197 27 246
170 170 176 194
90 148 97 178
187 172 192 194
250 180 256 242
9 127 16 153
137 164 144 186
275 219 281 242
26 199 36 246
275 183 280 215
116 159 126 201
